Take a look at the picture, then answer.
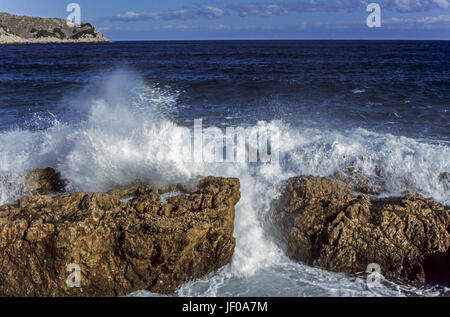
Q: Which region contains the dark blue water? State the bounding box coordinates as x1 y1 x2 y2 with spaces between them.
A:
0 41 449 141
0 41 449 297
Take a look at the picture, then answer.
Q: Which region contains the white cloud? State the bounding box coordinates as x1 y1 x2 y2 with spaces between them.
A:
433 0 450 9
387 13 450 26
394 0 413 11
117 11 141 19
227 0 362 17
112 6 224 22
419 14 450 22
389 0 450 11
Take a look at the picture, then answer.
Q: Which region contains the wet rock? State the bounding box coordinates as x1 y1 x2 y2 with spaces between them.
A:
271 175 450 286
23 167 67 195
423 249 450 287
0 175 240 296
439 172 449 192
332 167 385 195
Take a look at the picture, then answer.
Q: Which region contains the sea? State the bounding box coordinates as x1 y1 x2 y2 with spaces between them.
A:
0 40 449 297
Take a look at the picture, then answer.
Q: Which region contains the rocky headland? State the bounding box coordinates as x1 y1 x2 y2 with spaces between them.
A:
0 12 108 44
0 168 240 296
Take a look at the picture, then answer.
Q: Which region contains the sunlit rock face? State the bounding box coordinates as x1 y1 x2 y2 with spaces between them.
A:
0 168 240 296
271 175 450 287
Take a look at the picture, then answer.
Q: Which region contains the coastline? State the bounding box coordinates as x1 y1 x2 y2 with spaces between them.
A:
0 29 109 44
0 37 110 44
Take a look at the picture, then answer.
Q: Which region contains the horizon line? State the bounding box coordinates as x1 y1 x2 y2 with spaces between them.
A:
106 39 450 41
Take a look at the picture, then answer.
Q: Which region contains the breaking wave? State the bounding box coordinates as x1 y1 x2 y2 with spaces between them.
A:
0 70 448 296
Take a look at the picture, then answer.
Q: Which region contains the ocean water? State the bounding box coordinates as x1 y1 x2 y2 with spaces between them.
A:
0 41 449 297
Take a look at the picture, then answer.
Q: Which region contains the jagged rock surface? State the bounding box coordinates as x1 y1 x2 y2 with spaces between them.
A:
271 175 450 286
0 171 240 296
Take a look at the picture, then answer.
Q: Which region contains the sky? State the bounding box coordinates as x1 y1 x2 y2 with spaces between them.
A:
0 0 449 40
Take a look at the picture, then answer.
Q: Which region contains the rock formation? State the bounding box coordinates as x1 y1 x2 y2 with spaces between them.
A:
23 168 67 195
0 12 108 44
0 168 240 296
271 175 450 287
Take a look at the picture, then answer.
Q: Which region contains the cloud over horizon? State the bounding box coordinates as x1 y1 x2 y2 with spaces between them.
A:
378 0 450 12
95 0 450 40
226 0 363 17
111 6 224 22
109 0 450 22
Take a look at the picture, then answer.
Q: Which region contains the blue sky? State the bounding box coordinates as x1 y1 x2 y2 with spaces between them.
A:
1 0 449 40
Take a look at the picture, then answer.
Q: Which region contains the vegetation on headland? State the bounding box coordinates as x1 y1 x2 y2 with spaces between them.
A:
71 25 97 40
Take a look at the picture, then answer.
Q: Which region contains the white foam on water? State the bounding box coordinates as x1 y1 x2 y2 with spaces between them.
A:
160 190 182 203
0 69 448 296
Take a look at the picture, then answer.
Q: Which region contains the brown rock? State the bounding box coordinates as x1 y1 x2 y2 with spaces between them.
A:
0 175 240 296
271 175 450 286
23 167 67 195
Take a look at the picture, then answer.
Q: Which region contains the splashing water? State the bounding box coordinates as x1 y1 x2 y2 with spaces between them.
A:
0 70 448 297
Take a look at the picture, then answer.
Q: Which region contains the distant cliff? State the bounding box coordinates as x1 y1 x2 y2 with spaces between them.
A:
0 12 108 44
